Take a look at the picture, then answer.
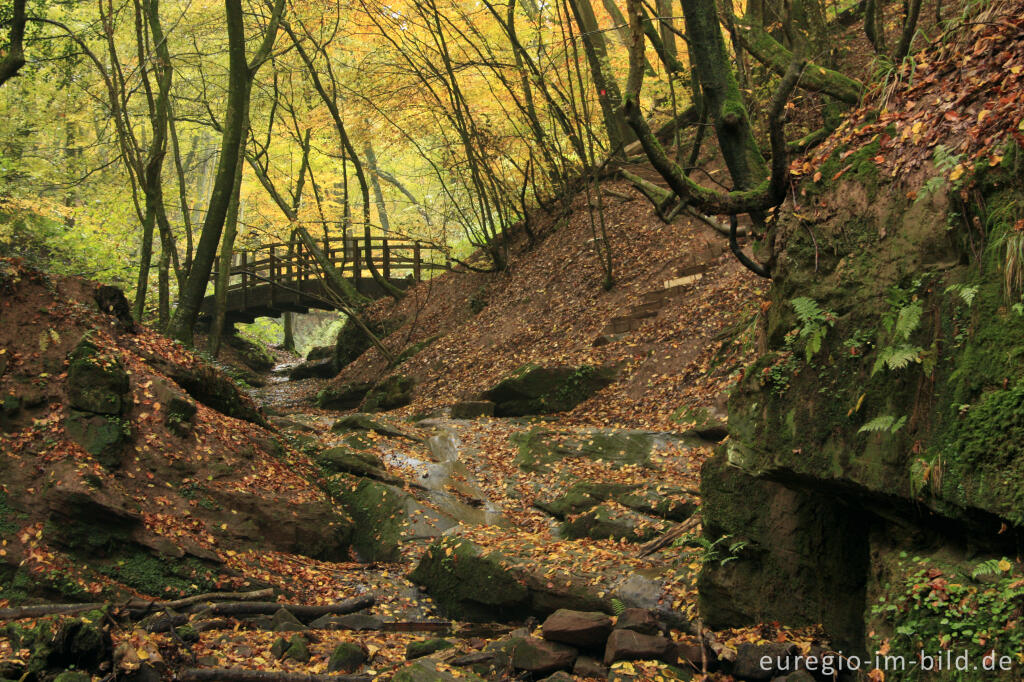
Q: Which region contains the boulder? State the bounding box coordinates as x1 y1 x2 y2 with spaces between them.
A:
511 427 663 473
225 334 275 372
209 489 353 560
406 638 455 660
335 478 456 562
64 410 131 468
730 642 798 681
573 655 609 678
360 374 414 412
327 641 368 673
614 608 661 636
316 382 373 410
164 396 197 438
541 609 612 648
281 635 310 663
331 413 420 440
509 637 577 675
66 337 130 415
271 608 306 632
603 629 675 665
560 502 670 543
450 400 495 419
392 660 480 681
315 446 391 480
288 358 337 380
409 537 530 621
305 345 333 362
482 363 616 416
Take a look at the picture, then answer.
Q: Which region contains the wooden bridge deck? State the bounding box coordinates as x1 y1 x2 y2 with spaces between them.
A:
199 234 447 324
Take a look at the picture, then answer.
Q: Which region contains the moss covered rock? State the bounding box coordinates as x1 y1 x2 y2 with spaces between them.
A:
315 446 389 479
327 641 367 672
66 336 129 415
482 364 617 416
560 502 670 543
316 381 373 410
408 537 530 620
360 374 414 412
511 427 664 473
405 638 455 660
64 410 131 468
226 333 275 372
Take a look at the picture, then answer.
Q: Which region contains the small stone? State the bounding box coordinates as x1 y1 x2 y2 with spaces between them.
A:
282 634 310 663
614 608 661 635
271 607 307 632
603 629 675 665
406 638 456 660
328 641 368 673
270 637 288 660
541 609 613 648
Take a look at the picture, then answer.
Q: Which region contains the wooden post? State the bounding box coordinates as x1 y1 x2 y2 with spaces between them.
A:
269 245 277 306
241 251 248 309
353 236 362 286
413 241 422 281
382 237 391 280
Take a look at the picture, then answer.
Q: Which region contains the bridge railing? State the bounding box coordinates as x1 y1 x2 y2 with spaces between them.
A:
215 234 449 304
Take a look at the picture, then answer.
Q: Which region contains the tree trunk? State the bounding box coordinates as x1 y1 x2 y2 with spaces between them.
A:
167 0 285 344
567 0 633 153
282 312 295 352
209 126 247 358
363 135 391 235
0 0 26 87
679 0 767 192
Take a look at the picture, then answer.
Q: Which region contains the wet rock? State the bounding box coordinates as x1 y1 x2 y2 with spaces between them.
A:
614 608 661 636
406 638 455 660
603 629 675 665
450 400 495 419
46 486 141 555
289 357 337 380
316 381 373 409
482 363 616 416
327 641 368 672
541 609 612 648
360 374 414 412
270 416 315 432
535 481 637 518
509 637 577 674
560 502 670 543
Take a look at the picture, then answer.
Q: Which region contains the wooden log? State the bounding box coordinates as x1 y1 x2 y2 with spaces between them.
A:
186 596 375 618
0 602 107 619
129 589 275 615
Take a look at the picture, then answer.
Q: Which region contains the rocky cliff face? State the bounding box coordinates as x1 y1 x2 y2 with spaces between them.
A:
699 47 1024 663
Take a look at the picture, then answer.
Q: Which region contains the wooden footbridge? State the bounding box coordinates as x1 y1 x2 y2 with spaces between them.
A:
199 234 448 324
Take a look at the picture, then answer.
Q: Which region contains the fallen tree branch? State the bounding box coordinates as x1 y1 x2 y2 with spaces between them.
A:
179 670 372 681
186 596 375 619
0 602 108 619
640 514 702 557
129 588 275 614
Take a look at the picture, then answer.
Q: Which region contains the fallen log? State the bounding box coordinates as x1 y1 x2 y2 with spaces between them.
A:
639 514 702 557
179 670 372 681
0 602 107 620
130 588 275 612
186 596 375 619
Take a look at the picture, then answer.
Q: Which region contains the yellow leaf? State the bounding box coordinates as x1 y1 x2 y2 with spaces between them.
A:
137 648 150 660
998 558 1012 572
949 164 965 182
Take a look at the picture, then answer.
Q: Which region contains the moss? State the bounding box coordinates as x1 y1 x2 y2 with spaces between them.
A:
391 335 441 367
226 333 275 372
805 138 882 199
328 641 367 672
511 427 656 473
95 550 219 598
360 374 414 412
0 491 25 539
484 364 617 416
66 336 130 416
405 638 454 660
334 478 406 562
408 537 530 621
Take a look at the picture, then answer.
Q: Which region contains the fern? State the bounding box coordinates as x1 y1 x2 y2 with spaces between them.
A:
792 296 823 323
790 297 835 362
610 598 626 616
859 414 907 434
971 559 1003 579
893 301 922 341
945 284 979 307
